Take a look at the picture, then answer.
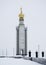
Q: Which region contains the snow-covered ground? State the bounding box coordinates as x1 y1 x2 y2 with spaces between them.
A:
0 58 42 65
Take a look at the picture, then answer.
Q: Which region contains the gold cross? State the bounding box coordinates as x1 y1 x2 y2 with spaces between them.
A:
20 8 22 13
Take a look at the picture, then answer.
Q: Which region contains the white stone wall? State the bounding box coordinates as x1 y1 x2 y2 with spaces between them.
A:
19 25 25 50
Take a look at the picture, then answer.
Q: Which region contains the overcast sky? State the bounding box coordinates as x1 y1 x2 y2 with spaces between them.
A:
0 0 46 56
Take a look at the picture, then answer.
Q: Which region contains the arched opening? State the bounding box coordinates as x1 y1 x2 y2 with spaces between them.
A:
21 49 23 55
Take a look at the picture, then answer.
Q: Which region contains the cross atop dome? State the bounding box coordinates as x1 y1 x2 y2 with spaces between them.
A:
18 8 24 21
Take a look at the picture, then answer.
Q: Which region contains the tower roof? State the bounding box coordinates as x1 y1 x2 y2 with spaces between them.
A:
18 8 24 21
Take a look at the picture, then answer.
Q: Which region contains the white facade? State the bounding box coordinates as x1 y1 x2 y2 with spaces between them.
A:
19 25 25 54
16 24 27 55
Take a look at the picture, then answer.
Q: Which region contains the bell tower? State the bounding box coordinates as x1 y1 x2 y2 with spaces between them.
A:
16 8 27 56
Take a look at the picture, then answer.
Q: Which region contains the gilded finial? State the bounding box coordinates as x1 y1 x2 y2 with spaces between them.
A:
20 8 22 14
19 8 24 21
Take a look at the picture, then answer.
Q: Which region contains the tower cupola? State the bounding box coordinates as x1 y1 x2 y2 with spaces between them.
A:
19 8 24 21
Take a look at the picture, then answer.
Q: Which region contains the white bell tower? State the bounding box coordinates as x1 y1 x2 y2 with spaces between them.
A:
16 8 27 56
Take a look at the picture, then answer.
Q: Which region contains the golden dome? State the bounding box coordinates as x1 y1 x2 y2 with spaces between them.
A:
19 8 24 19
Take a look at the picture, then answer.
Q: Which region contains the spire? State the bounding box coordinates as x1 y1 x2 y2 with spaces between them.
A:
20 8 22 14
18 8 24 21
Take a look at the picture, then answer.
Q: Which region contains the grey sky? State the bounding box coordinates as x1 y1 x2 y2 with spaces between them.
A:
0 0 46 56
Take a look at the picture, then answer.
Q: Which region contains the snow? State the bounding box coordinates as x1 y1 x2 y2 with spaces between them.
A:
0 58 42 65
